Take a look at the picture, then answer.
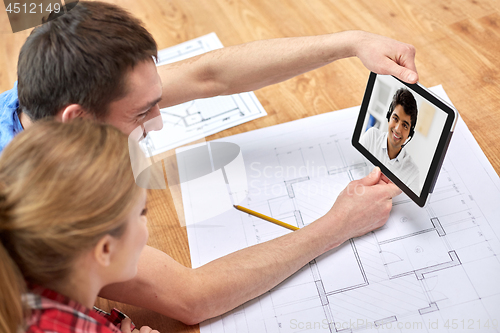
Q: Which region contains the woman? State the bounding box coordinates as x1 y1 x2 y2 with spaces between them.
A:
0 120 157 333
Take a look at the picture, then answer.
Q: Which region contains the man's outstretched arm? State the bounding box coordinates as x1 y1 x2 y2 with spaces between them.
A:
99 168 401 325
157 30 418 108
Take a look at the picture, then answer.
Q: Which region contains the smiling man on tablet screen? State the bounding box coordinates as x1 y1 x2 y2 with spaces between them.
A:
360 88 420 193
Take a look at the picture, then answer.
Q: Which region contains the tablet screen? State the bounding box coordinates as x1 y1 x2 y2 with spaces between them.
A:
352 73 457 206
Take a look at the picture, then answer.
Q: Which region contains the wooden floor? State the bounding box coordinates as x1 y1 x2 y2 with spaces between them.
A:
1 1 499 332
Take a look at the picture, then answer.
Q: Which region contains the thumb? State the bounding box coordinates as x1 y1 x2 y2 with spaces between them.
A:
384 58 418 84
400 67 418 84
359 167 382 186
385 182 403 199
121 318 132 333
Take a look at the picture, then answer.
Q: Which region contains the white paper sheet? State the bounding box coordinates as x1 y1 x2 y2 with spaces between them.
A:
182 86 500 332
142 33 267 155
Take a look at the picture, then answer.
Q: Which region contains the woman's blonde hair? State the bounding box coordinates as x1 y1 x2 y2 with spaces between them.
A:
0 120 142 333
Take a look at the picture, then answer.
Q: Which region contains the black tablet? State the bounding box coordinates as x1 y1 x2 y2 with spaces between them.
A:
352 72 458 207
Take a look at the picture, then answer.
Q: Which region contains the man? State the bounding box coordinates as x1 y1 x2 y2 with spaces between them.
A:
360 88 420 193
0 1 413 324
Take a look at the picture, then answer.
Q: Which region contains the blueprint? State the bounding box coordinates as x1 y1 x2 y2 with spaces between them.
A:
142 33 266 155
183 86 500 332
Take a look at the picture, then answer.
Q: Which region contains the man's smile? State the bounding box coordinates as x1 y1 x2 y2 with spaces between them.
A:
391 129 402 143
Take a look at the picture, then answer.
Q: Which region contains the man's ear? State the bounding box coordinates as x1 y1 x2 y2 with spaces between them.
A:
93 234 117 268
60 104 90 123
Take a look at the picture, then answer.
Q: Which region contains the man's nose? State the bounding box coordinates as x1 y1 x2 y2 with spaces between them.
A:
144 107 163 132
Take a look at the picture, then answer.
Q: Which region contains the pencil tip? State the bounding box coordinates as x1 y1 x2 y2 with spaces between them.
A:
233 205 237 208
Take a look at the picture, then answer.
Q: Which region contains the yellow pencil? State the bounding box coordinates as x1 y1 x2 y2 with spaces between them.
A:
233 205 299 231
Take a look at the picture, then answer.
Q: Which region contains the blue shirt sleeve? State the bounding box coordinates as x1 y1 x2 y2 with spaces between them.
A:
0 82 24 153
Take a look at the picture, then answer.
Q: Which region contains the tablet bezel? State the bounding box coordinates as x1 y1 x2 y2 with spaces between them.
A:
352 72 458 207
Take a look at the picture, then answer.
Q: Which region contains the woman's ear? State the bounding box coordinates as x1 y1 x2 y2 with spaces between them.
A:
93 234 117 267
60 104 90 122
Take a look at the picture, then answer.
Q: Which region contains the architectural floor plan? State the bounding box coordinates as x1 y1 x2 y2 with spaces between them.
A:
142 33 266 155
183 86 500 332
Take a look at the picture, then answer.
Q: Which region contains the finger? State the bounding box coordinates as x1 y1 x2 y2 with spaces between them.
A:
380 173 391 184
121 318 132 333
359 167 382 186
399 44 418 74
378 175 389 185
140 326 152 333
400 66 418 84
386 182 403 198
383 57 418 84
394 43 418 82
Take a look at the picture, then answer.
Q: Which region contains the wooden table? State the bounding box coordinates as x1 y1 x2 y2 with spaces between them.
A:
1 1 499 332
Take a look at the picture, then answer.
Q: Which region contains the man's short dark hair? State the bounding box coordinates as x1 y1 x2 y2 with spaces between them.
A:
388 88 418 128
17 1 158 121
